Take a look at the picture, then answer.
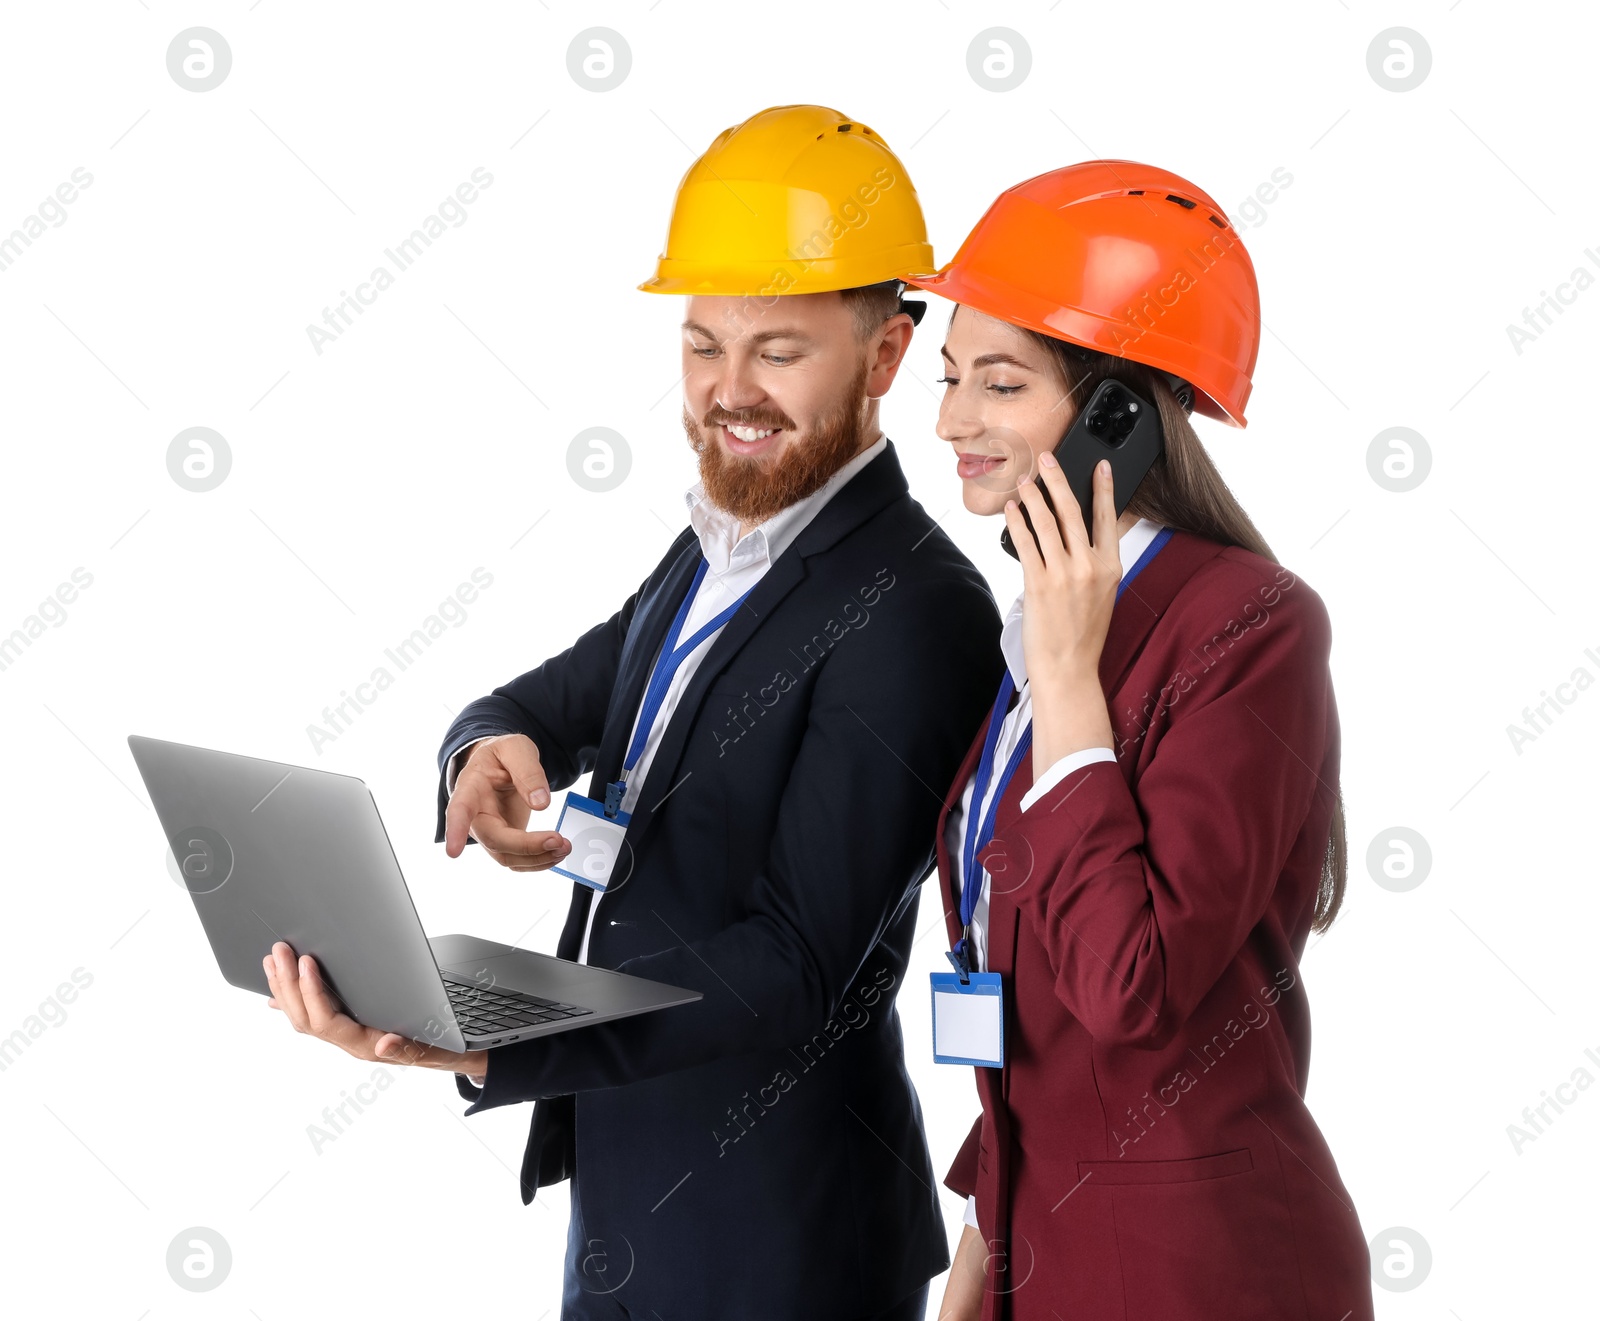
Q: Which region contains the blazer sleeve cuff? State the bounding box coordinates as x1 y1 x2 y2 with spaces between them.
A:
1018 745 1116 812
456 1051 510 1114
455 1032 574 1114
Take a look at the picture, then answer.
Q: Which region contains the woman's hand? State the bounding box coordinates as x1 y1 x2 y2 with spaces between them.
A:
1003 453 1120 774
937 1224 988 1320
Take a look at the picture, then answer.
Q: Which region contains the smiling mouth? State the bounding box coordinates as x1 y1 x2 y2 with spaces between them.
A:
956 452 1005 478
710 419 788 452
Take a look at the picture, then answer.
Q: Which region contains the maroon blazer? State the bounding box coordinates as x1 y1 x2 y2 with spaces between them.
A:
939 530 1373 1321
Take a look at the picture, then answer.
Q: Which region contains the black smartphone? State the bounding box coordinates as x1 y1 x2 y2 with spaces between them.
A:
1000 376 1165 559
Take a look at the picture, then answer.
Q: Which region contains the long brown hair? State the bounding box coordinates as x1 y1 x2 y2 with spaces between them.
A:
1026 328 1348 933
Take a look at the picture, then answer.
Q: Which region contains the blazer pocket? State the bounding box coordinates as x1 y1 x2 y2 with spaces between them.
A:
1075 1147 1253 1186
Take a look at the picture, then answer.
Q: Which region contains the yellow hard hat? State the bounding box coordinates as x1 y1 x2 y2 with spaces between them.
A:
639 104 936 298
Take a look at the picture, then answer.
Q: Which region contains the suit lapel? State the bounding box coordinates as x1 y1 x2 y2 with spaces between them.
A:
556 546 702 961
1096 529 1227 698
610 441 911 863
935 723 987 949
588 534 702 792
975 766 1030 978
615 548 809 857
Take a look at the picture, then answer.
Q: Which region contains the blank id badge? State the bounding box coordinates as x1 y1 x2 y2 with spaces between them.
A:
930 972 1005 1067
549 793 631 892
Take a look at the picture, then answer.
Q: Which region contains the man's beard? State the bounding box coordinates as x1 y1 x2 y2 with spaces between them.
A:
682 360 870 526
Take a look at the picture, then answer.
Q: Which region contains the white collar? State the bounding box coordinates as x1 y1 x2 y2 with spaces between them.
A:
684 434 888 576
1000 517 1166 687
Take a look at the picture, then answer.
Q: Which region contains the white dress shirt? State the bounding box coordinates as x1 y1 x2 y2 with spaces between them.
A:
946 516 1163 1229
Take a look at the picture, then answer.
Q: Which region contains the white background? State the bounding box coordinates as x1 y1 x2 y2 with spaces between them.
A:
2 2 1596 1316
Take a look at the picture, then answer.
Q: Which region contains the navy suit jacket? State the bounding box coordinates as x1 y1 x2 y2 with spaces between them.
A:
433 440 1004 1319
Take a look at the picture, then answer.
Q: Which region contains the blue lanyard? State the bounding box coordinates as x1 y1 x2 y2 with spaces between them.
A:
959 671 1029 934
605 557 752 816
953 526 1173 969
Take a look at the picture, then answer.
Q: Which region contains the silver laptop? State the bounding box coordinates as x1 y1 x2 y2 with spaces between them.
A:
128 734 700 1053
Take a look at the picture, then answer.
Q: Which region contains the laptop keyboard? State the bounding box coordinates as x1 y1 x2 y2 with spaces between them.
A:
442 975 595 1037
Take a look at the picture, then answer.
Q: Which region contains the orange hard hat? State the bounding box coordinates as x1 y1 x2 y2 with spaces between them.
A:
903 160 1260 426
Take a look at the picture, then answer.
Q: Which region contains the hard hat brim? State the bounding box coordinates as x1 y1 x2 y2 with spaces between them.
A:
904 266 1251 428
640 244 938 298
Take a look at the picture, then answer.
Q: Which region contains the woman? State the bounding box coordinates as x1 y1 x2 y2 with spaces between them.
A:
902 162 1373 1321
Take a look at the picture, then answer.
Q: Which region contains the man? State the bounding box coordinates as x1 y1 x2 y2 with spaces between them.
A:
263 105 1003 1320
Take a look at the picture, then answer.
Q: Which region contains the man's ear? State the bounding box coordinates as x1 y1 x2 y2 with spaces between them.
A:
865 312 915 399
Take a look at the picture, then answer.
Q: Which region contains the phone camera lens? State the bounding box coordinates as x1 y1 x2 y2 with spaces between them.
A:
1086 410 1108 435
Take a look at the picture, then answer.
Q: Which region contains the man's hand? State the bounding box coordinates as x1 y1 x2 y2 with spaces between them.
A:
443 733 572 870
263 941 487 1076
